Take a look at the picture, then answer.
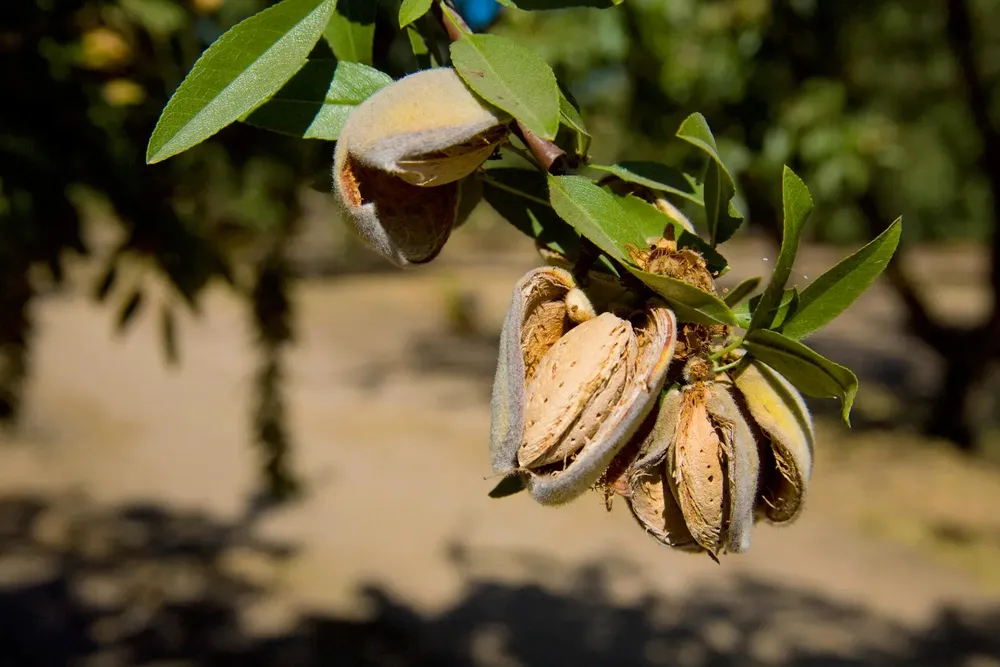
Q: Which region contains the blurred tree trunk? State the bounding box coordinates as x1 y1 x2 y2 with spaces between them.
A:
907 0 1000 449
861 0 1000 450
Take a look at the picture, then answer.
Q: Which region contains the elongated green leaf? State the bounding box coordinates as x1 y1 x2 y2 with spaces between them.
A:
323 0 375 64
559 89 591 155
590 162 701 204
723 276 761 307
629 269 738 326
615 193 681 241
734 302 751 330
744 329 858 424
547 175 736 325
675 113 743 246
781 218 903 341
440 3 473 36
748 167 813 332
482 169 580 259
399 0 433 27
547 175 640 260
771 288 799 329
615 194 728 276
734 287 798 330
146 0 335 164
451 34 560 139
243 60 391 139
406 26 433 69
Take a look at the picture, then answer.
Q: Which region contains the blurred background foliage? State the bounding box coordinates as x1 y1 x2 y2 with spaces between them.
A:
1 0 999 499
496 0 999 245
0 0 332 498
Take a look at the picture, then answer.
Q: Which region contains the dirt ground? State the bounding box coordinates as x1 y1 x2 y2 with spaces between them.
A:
1 220 999 666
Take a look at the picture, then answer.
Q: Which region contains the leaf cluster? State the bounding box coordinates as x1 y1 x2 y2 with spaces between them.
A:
147 0 903 425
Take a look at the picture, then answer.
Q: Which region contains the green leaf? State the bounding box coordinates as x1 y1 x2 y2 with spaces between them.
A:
559 88 591 156
451 34 560 140
323 0 375 65
547 176 736 325
743 329 858 425
614 194 728 276
675 113 743 245
489 474 526 498
547 175 641 260
770 288 799 329
734 287 798 330
748 166 813 332
629 269 739 326
406 26 433 69
781 217 903 341
590 162 701 205
146 0 335 164
243 60 391 140
723 276 761 307
398 0 433 27
734 303 751 330
482 169 580 259
440 3 473 36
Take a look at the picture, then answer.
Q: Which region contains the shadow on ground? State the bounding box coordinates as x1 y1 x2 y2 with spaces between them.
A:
0 495 998 666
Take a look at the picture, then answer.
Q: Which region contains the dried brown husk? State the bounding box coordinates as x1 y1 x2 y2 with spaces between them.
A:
629 464 699 550
626 234 716 294
621 389 699 550
489 267 678 506
668 383 727 554
629 381 760 557
704 381 760 553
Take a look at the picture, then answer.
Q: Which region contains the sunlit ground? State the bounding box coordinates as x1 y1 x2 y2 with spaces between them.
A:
1 209 998 665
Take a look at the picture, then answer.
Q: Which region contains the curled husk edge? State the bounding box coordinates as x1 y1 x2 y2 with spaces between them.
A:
489 266 678 506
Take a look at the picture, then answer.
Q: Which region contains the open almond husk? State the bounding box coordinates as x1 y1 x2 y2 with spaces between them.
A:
333 67 510 267
731 358 814 524
489 266 678 506
620 389 699 551
622 381 760 557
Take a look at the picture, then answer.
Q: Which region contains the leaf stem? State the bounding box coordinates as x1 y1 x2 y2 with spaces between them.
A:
712 357 746 375
500 143 545 172
709 337 744 362
478 174 553 208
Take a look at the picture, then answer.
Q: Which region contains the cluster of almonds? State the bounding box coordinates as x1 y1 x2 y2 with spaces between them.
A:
328 66 813 559
490 240 814 559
